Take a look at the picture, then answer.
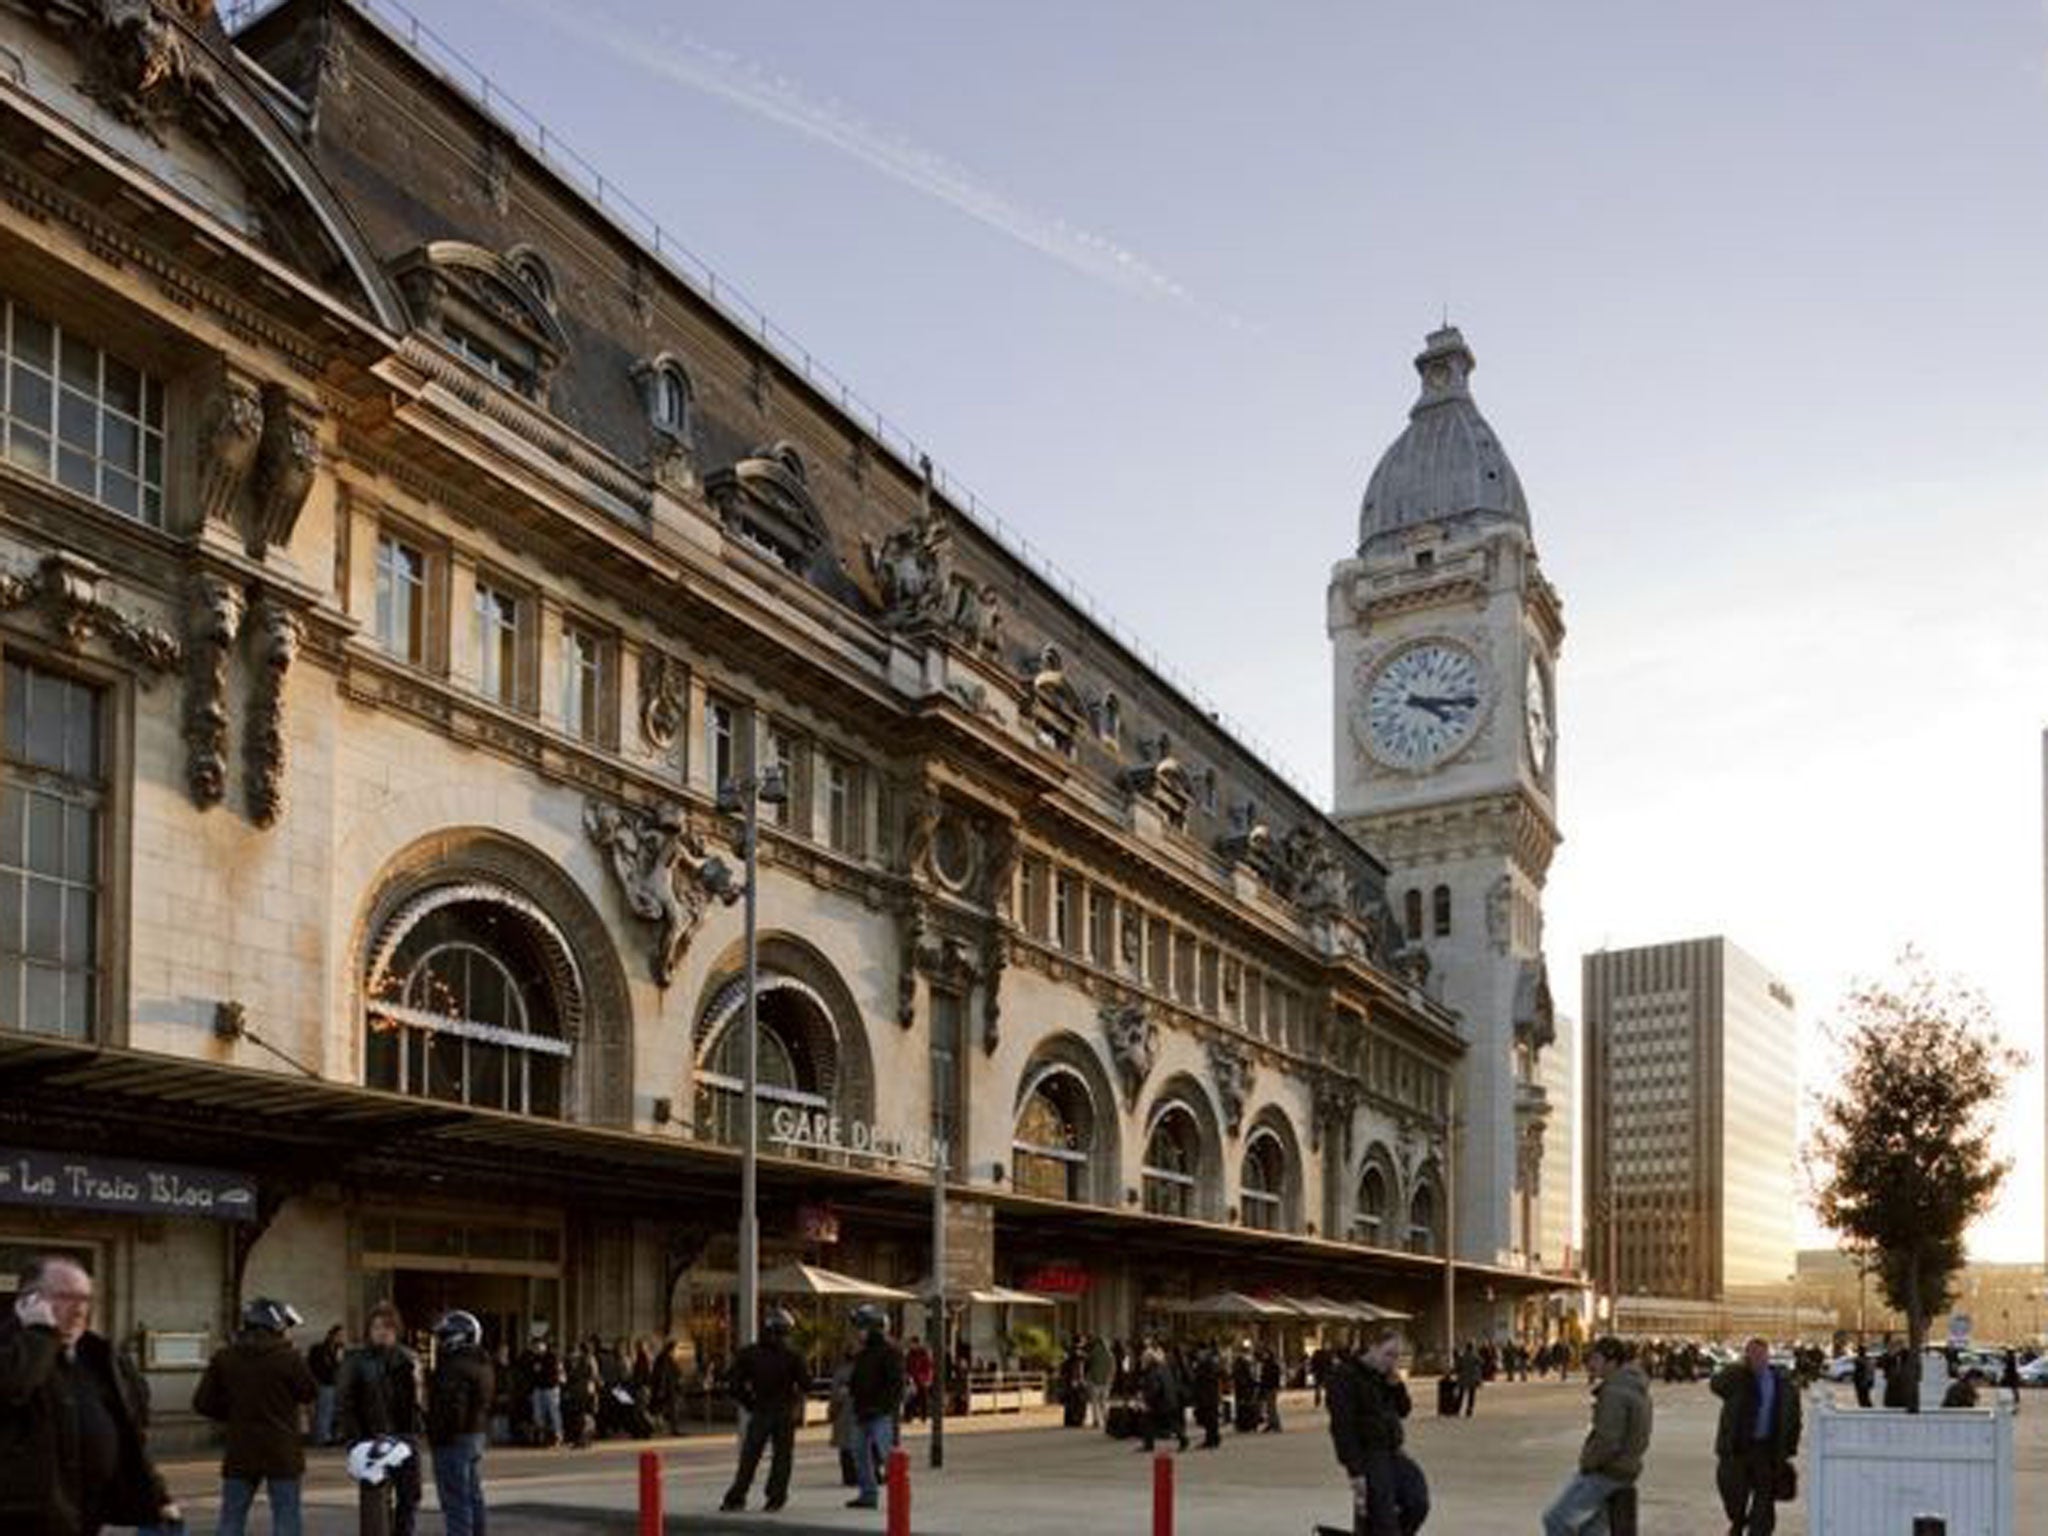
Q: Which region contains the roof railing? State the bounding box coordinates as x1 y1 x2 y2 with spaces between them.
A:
221 0 1320 804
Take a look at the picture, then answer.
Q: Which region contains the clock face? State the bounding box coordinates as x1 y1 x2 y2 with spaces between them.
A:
1360 642 1486 770
1524 654 1554 774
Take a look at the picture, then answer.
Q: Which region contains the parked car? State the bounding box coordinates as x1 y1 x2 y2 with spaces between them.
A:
2019 1356 2048 1388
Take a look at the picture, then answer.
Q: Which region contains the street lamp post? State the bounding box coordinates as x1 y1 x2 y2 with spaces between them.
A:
718 764 788 1350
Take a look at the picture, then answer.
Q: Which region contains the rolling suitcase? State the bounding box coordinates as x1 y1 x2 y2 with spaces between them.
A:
1436 1374 1461 1416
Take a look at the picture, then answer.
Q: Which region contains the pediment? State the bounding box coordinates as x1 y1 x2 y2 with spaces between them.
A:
703 441 831 573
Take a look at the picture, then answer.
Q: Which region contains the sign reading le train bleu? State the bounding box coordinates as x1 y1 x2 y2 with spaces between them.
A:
768 1108 949 1171
0 1148 258 1222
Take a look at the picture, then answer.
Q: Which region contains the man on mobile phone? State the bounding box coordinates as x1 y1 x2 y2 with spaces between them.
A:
0 1254 183 1536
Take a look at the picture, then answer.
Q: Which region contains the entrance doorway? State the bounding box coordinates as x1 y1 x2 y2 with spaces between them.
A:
358 1209 563 1354
391 1269 546 1356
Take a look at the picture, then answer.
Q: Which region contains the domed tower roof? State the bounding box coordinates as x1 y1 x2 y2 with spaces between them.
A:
1358 326 1528 554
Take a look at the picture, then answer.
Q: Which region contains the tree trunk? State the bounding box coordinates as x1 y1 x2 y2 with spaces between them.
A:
1905 1261 1923 1415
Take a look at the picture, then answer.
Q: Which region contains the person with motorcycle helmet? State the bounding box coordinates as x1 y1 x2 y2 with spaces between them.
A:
720 1307 808 1513
426 1310 494 1536
337 1300 424 1536
192 1297 317 1536
844 1303 904 1510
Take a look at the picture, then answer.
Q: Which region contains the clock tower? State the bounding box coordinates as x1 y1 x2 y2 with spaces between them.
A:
1328 326 1564 1278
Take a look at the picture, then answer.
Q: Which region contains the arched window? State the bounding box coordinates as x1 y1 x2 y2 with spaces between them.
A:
1240 1129 1290 1232
1013 1068 1095 1203
1432 884 1452 937
1141 1103 1203 1218
1355 1163 1390 1244
653 363 691 437
1403 889 1423 942
1408 1182 1439 1254
365 888 576 1116
693 977 836 1148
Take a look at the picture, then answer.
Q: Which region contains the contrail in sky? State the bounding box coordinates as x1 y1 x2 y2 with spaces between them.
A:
542 8 1238 321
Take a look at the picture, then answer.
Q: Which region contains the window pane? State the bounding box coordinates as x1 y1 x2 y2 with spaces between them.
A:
62 683 97 780
102 414 138 475
56 448 94 496
102 355 141 417
59 969 90 1039
9 367 49 430
57 389 95 452
8 426 48 477
24 879 61 960
25 794 61 875
100 471 137 518
366 1025 399 1091
0 873 18 952
57 335 96 395
23 962 59 1035
63 887 91 965
24 672 66 769
12 310 51 370
0 786 21 868
470 1041 507 1109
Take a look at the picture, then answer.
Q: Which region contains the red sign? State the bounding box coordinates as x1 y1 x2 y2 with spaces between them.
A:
1020 1263 1090 1296
797 1204 841 1245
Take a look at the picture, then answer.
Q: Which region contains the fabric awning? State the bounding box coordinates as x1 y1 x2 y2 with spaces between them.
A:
1175 1290 1297 1319
756 1262 914 1301
908 1279 1055 1308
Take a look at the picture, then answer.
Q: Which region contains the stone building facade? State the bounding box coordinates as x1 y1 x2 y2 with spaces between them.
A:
0 0 1557 1433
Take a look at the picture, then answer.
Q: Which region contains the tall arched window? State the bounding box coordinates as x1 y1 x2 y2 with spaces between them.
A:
1240 1129 1290 1232
365 887 577 1116
1013 1069 1095 1203
1432 884 1452 937
1355 1163 1390 1244
1403 889 1423 942
1141 1103 1203 1218
653 363 691 437
1408 1182 1439 1254
693 978 837 1148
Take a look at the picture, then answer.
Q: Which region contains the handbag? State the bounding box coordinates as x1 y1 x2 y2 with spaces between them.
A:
1773 1461 1797 1501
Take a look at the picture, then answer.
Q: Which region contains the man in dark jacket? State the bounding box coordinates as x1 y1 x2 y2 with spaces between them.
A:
1453 1342 1482 1418
193 1296 318 1536
426 1310 495 1536
1 1255 181 1536
845 1304 904 1510
1712 1337 1802 1536
1849 1345 1874 1409
721 1308 808 1513
1136 1344 1188 1453
1326 1330 1429 1536
337 1300 423 1536
1191 1343 1223 1449
1541 1336 1651 1535
308 1323 345 1446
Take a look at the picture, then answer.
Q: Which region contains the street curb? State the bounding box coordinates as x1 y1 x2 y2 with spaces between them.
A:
505 1502 962 1535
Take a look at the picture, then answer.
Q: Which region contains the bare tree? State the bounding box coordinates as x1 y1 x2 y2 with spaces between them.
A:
1806 953 2023 1387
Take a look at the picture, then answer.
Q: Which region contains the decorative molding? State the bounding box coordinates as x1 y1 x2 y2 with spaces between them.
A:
196 367 264 532
73 0 219 144
583 798 738 986
1311 1074 1360 1157
248 384 321 559
0 551 180 676
638 649 686 753
1120 733 1193 827
244 594 301 826
1485 874 1513 955
182 571 243 808
980 926 1007 1055
1099 998 1159 1109
1207 1037 1253 1136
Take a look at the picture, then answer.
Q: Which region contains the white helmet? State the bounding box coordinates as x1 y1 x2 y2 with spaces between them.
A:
433 1309 483 1350
346 1436 415 1486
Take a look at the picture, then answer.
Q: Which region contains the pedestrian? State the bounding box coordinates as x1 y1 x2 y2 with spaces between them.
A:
845 1303 905 1510
1084 1333 1114 1429
651 1337 682 1434
1311 1343 1332 1408
1539 1335 1651 1536
1233 1349 1259 1433
1192 1341 1223 1449
904 1335 934 1422
1 1254 182 1536
193 1296 318 1536
522 1335 564 1447
308 1324 345 1446
1712 1336 1801 1536
1137 1343 1188 1453
1850 1345 1873 1410
335 1300 424 1536
1260 1347 1284 1432
2001 1348 2022 1412
1880 1340 1917 1410
1941 1371 1980 1409
1326 1328 1430 1536
1454 1341 1481 1418
828 1343 861 1486
426 1309 494 1536
720 1308 807 1513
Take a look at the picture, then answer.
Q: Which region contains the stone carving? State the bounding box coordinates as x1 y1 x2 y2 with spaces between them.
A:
897 903 927 1026
862 457 1003 655
1293 835 1350 916
182 573 243 808
980 820 1018 915
980 928 1007 1055
1023 643 1088 755
244 595 301 826
584 799 739 985
1119 908 1142 969
899 787 941 880
0 553 181 676
197 370 263 531
649 433 696 496
1208 1038 1254 1136
1121 733 1193 825
944 574 1002 656
638 650 686 752
1217 800 1274 873
1311 1075 1359 1156
1099 999 1158 1108
1486 874 1513 955
900 902 984 1026
75 0 216 142
248 386 320 559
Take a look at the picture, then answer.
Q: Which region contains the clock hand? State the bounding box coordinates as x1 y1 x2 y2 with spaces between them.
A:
1405 692 1478 717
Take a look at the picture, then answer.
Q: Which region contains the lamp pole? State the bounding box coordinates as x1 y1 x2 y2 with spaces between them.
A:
722 765 787 1351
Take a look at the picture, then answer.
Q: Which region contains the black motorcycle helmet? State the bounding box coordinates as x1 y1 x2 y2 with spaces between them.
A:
241 1297 303 1334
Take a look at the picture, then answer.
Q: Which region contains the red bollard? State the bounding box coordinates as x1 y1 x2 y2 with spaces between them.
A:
1152 1451 1174 1536
886 1446 911 1536
638 1449 663 1536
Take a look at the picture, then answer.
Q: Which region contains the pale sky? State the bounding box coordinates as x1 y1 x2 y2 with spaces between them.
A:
379 0 2048 1261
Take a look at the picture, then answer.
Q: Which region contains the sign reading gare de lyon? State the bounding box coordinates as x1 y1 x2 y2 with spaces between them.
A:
767 1106 950 1172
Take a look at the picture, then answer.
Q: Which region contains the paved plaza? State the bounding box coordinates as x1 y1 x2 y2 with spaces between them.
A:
153 1379 2048 1535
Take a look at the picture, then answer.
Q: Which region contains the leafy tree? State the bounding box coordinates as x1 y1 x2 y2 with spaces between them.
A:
1806 954 2022 1383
